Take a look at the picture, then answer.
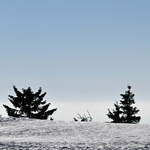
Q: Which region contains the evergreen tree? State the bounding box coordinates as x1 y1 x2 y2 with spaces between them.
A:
120 85 141 123
107 85 141 123
3 86 57 119
107 101 122 123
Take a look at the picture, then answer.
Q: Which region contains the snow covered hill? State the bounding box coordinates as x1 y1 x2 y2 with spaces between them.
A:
0 117 150 150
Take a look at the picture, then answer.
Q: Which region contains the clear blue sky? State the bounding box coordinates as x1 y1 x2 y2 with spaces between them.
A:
0 1 150 123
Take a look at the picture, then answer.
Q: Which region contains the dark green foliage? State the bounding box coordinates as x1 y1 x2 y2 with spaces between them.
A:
107 85 141 124
3 86 57 119
107 101 122 123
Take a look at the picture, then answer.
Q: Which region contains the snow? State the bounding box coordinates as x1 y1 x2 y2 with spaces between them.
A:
0 117 150 149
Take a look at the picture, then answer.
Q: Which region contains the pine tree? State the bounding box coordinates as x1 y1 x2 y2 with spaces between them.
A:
107 85 141 123
107 101 122 123
120 85 141 123
3 86 57 119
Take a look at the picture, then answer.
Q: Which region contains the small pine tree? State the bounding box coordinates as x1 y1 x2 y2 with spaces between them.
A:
120 85 141 123
107 85 141 123
3 86 57 119
107 101 122 123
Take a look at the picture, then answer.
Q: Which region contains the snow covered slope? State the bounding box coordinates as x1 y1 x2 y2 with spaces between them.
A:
0 117 150 149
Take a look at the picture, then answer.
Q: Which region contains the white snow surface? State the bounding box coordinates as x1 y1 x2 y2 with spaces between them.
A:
0 117 150 150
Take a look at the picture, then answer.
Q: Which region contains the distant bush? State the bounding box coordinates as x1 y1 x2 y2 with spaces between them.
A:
74 110 92 122
3 86 57 119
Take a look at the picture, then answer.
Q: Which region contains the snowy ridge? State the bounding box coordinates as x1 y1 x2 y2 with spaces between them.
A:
0 117 150 149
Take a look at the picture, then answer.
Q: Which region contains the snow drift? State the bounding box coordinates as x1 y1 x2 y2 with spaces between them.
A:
0 117 150 149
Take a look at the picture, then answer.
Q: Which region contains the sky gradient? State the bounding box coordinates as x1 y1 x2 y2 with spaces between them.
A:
0 1 150 123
